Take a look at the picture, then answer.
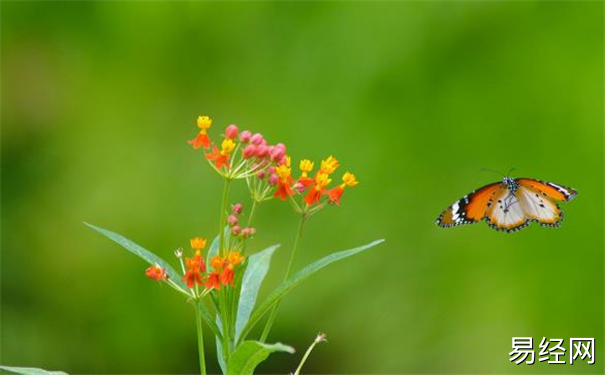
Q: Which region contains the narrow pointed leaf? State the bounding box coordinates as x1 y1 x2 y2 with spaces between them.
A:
227 341 294 375
207 226 229 264
84 222 187 290
235 244 280 341
239 239 384 342
0 366 68 375
215 316 227 374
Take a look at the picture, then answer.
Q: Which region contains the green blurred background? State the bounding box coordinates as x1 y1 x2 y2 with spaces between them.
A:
1 1 603 374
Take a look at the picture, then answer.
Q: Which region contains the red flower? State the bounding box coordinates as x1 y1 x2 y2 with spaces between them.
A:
188 132 210 149
188 116 213 149
145 264 167 280
273 164 294 200
186 252 207 273
181 251 207 288
206 271 221 290
220 265 235 286
183 269 205 288
304 172 331 206
327 186 344 205
205 139 235 169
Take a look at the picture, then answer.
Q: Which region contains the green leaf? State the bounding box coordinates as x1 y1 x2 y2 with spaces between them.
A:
235 244 280 342
239 239 384 342
0 366 68 375
227 341 294 375
207 226 229 264
215 316 227 374
84 222 187 290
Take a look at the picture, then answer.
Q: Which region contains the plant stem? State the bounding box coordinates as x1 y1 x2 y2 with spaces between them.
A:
259 214 306 342
218 178 231 257
294 334 325 375
217 177 232 362
194 301 207 375
247 200 258 227
219 289 231 362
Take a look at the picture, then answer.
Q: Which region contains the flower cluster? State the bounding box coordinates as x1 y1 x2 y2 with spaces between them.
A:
227 203 256 238
271 155 358 210
188 116 288 185
145 235 245 295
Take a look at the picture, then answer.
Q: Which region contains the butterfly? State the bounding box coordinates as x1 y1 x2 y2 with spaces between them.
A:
436 177 577 232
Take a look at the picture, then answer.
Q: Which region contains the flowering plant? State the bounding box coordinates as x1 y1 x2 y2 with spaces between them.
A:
85 116 383 374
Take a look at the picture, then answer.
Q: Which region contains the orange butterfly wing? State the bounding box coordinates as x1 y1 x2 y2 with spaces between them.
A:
515 178 577 202
436 182 503 227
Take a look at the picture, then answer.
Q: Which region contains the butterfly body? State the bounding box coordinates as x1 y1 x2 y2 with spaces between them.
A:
436 177 577 232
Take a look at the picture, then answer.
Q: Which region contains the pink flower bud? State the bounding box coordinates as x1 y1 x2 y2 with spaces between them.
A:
239 130 252 143
250 133 264 146
268 173 278 186
243 145 256 159
294 182 306 193
278 156 288 165
270 147 285 162
227 214 239 226
274 143 286 152
256 170 266 179
225 124 239 140
231 225 241 235
231 203 243 215
255 145 269 158
241 227 256 238
268 166 276 174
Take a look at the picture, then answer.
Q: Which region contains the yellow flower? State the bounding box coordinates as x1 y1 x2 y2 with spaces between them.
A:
190 237 207 251
221 139 236 155
314 172 332 190
320 156 339 175
299 159 314 178
276 164 292 183
342 172 358 187
197 116 212 131
228 251 244 265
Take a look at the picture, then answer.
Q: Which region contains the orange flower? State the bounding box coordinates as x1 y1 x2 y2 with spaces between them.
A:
183 269 205 288
206 271 221 290
205 139 235 169
328 172 358 205
228 251 244 265
188 116 212 149
274 164 294 200
185 251 207 273
210 254 226 270
145 264 167 280
304 172 331 206
220 264 235 286
182 250 206 288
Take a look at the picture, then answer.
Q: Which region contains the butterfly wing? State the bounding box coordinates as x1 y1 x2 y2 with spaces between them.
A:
515 178 577 201
436 182 503 227
484 187 531 232
516 185 564 227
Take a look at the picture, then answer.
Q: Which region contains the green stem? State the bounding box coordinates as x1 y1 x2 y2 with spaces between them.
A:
217 178 232 362
218 178 231 257
194 302 207 375
259 214 306 342
247 200 258 227
294 335 325 375
219 289 231 362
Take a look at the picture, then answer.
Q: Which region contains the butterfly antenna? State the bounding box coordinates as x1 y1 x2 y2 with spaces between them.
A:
505 167 516 177
480 168 506 178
